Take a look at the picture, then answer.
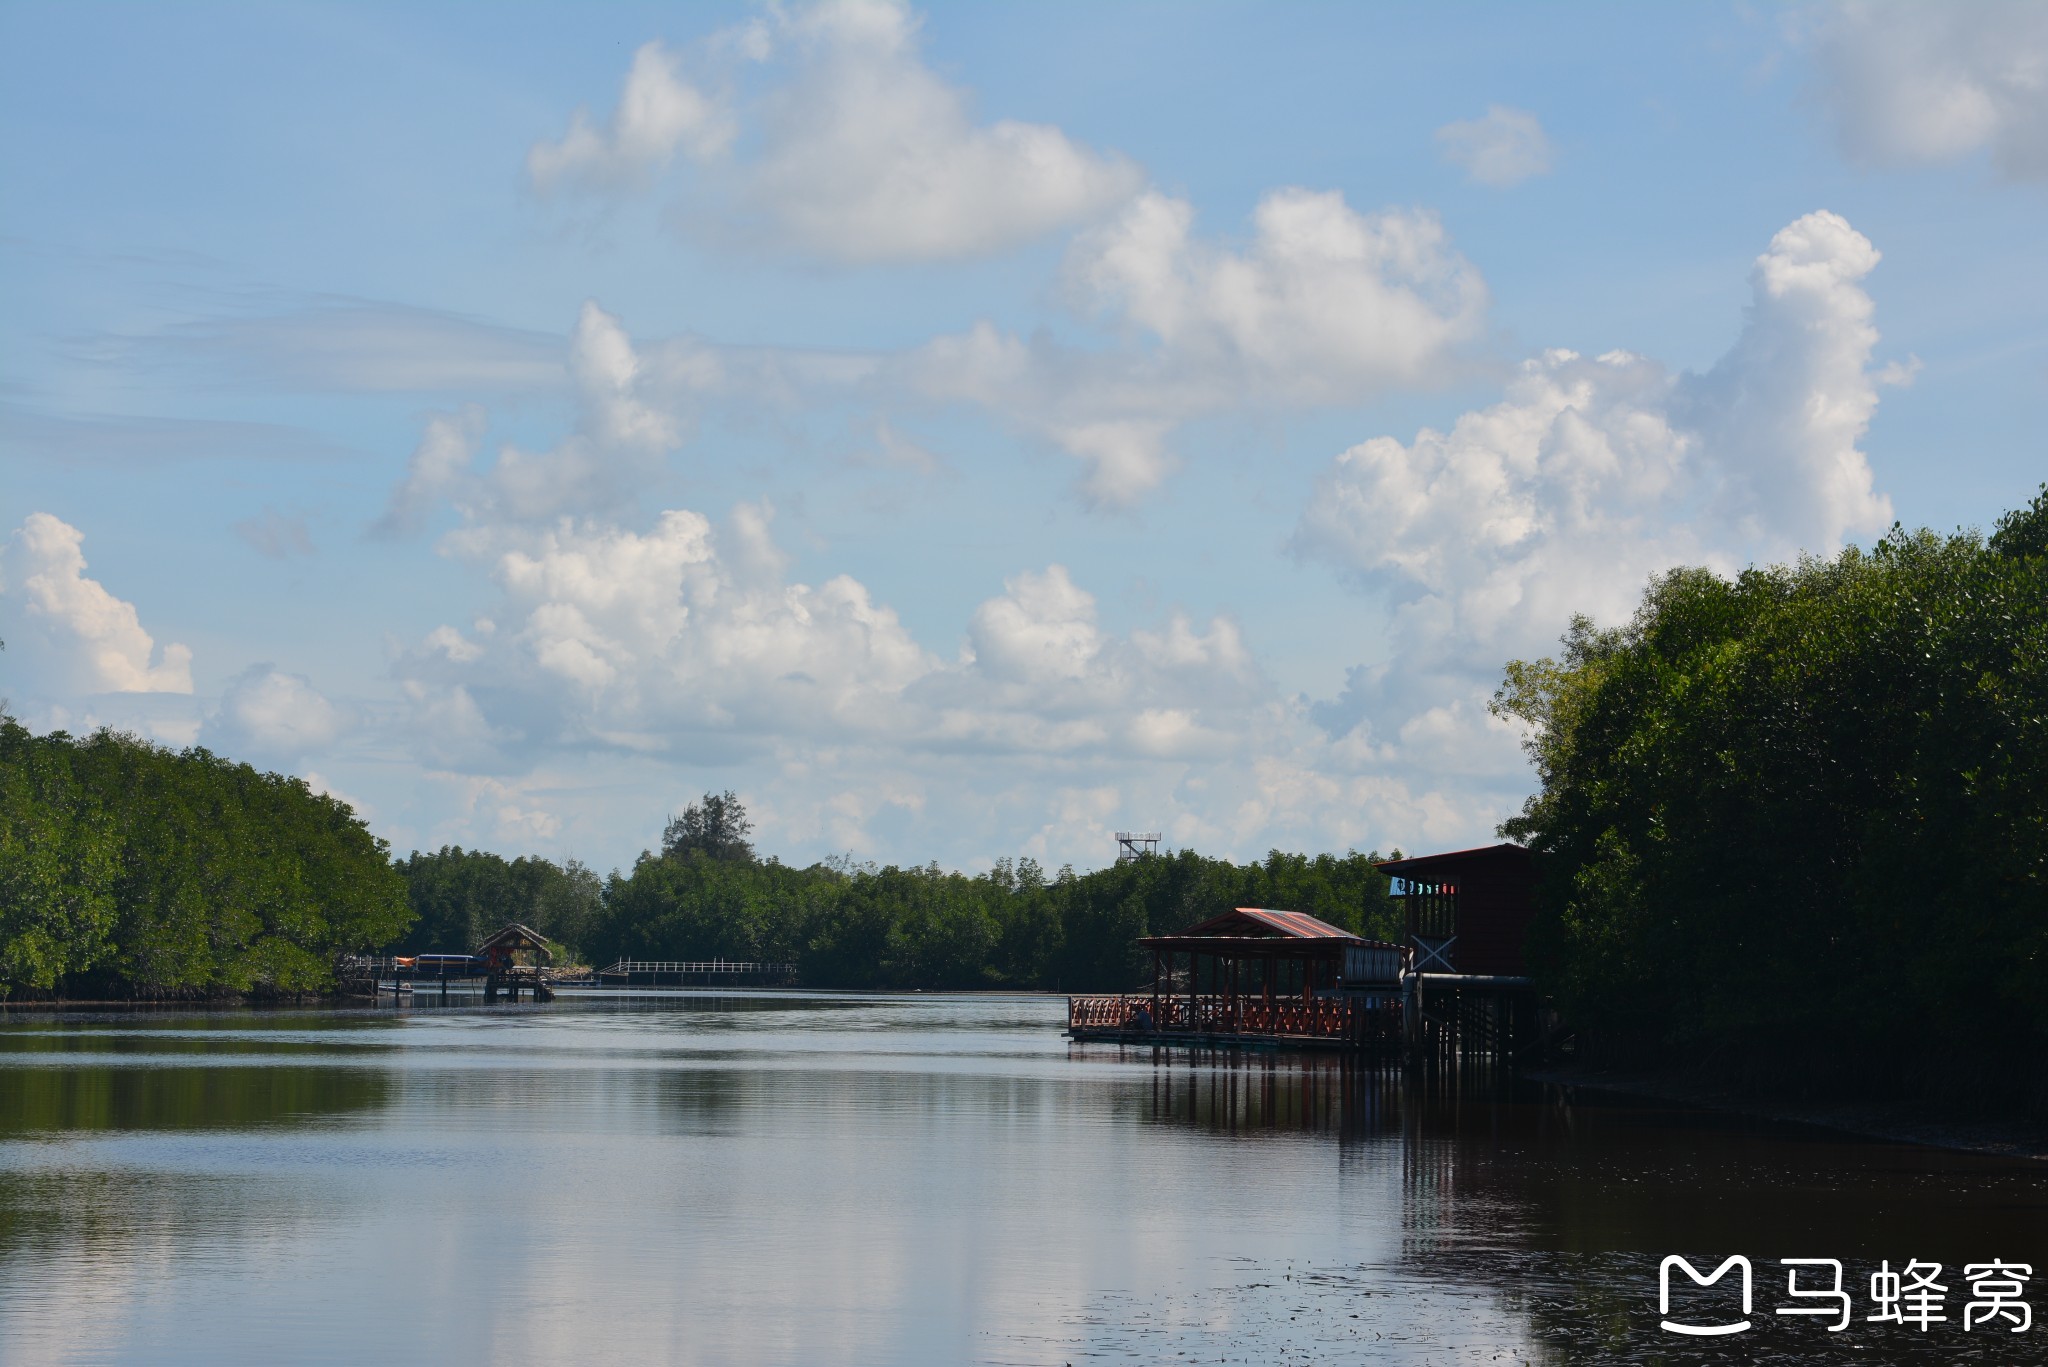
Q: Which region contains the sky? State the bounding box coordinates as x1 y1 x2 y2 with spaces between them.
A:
2 0 2044 875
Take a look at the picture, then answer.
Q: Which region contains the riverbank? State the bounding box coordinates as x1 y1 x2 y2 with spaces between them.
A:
1529 1062 2048 1161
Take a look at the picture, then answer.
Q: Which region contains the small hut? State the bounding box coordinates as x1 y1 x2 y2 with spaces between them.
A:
474 923 552 974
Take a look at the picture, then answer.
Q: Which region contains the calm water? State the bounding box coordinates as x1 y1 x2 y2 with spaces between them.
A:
0 994 2040 1366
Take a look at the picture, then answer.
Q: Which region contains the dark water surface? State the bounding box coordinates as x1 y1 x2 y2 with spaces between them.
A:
0 994 2040 1365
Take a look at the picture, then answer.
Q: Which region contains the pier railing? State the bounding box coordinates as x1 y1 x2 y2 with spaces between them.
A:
1068 993 1393 1042
597 959 798 984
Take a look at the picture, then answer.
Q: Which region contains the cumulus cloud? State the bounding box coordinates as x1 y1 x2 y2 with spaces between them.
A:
1434 106 1554 187
1295 210 1896 782
908 187 1487 505
1809 1 2048 179
375 303 693 538
388 492 1263 778
202 665 352 761
1071 188 1487 399
726 0 1143 262
528 40 734 193
0 513 193 694
529 2 1141 263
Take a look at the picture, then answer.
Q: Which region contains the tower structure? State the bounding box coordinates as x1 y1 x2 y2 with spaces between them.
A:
1115 831 1161 862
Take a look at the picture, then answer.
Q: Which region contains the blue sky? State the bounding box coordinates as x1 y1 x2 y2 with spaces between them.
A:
3 0 2043 873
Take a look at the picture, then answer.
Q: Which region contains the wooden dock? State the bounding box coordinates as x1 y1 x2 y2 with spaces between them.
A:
1066 845 1558 1066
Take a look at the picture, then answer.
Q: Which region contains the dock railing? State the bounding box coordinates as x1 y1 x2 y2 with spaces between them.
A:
597 959 798 985
1068 993 1393 1043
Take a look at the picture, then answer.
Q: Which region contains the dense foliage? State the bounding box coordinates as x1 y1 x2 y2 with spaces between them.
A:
660 790 755 863
584 842 1402 990
1494 488 2048 1109
0 714 1396 997
0 721 411 998
399 822 1401 991
391 846 603 960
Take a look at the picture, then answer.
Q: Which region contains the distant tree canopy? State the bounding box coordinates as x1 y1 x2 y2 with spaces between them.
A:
392 847 603 960
1494 486 2048 1107
0 721 410 998
592 805 1401 989
661 790 754 863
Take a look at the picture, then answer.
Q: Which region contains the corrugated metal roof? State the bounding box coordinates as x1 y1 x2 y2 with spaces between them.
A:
1168 906 1360 940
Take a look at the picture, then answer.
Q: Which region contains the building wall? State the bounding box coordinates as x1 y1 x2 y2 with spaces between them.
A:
1449 851 1535 976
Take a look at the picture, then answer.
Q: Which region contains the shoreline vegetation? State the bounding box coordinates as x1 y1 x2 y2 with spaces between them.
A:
1498 485 2048 1127
2 487 2043 1124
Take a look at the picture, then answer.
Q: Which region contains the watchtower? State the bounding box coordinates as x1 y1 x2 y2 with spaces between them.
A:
1115 831 1161 863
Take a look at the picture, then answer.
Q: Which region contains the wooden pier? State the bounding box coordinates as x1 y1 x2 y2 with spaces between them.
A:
337 923 559 1005
1066 844 1553 1066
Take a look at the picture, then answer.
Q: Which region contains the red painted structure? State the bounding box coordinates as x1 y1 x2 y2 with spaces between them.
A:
1376 843 1536 977
1067 907 1405 1047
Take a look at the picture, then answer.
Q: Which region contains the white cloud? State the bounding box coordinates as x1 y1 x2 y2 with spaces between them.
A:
203 665 352 761
373 406 485 538
409 503 934 759
528 40 734 194
908 187 1487 505
376 303 689 538
0 513 193 694
1295 210 1896 791
728 0 1143 262
528 2 1142 263
1434 106 1555 187
966 565 1103 687
384 480 1266 778
1684 208 1891 545
1809 1 2048 179
1069 189 1487 401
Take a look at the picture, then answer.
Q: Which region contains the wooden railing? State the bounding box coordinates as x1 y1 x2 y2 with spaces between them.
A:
598 960 798 980
1068 993 1392 1041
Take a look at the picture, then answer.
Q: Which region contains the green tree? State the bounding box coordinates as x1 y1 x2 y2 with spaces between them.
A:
661 790 755 863
1493 489 2048 1115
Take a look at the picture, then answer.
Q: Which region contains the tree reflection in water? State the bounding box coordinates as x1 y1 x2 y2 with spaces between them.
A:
1116 1051 2048 1365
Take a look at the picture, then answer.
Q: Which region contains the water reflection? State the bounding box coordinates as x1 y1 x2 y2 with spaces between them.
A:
1086 1042 2048 1364
0 1064 392 1135
0 998 2038 1366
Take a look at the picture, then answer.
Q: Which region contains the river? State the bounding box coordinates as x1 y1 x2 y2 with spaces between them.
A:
0 993 2039 1365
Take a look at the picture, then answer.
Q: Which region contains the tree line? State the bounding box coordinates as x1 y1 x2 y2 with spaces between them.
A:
0 713 1401 998
1495 486 2048 1114
0 719 410 998
398 800 1402 992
